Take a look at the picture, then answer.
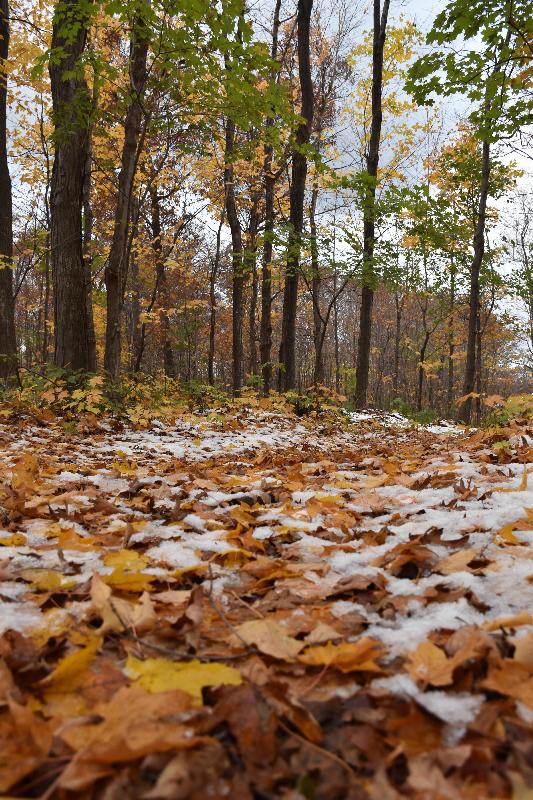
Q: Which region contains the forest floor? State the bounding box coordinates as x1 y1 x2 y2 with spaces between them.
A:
0 406 532 799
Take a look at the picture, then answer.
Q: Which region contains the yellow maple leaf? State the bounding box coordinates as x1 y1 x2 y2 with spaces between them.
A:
299 637 384 673
125 656 242 705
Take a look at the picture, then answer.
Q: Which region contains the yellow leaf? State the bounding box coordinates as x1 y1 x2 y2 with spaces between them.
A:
483 611 533 631
125 656 242 704
0 533 26 546
102 550 155 592
299 637 384 673
104 550 148 571
406 641 454 686
58 528 100 552
39 639 101 693
20 569 77 592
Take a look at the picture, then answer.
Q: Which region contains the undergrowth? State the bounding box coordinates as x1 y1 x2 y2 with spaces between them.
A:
0 367 530 431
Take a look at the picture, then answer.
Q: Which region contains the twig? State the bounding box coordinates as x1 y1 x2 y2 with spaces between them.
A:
278 718 356 777
228 589 265 619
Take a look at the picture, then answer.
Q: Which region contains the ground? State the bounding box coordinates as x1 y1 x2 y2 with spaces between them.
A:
0 406 532 799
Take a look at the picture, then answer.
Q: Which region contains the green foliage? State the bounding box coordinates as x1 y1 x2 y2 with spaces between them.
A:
406 0 532 141
284 386 347 417
390 397 437 425
483 393 533 427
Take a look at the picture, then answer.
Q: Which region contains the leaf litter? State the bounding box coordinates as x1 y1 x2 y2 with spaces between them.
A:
0 407 531 797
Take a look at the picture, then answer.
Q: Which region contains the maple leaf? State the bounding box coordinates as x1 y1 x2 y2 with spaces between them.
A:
233 618 304 659
299 637 384 672
58 686 203 791
124 656 242 704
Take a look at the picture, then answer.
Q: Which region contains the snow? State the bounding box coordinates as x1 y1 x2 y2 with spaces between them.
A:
372 673 484 728
0 601 42 635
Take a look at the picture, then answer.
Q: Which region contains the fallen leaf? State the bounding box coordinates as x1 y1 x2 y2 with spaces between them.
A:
233 618 304 659
299 637 384 673
125 655 242 704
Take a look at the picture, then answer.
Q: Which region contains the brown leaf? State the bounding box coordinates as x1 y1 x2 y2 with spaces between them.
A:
233 618 304 660
58 686 201 791
0 700 52 792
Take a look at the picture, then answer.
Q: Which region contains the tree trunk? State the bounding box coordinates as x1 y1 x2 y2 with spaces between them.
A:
310 183 324 385
150 187 174 377
459 139 490 424
104 2 149 381
224 118 244 395
278 0 314 391
208 209 225 386
247 196 260 376
0 0 17 381
130 244 142 371
259 0 281 396
354 0 390 408
49 0 92 372
83 133 97 371
447 253 455 413
393 292 402 397
416 331 430 412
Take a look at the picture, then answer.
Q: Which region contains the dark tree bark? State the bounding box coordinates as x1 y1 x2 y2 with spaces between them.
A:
224 117 245 395
259 0 282 396
393 292 403 397
309 183 324 384
208 209 225 386
459 139 490 424
149 186 174 377
49 0 93 372
446 253 455 413
278 0 314 391
0 0 17 381
82 128 97 372
104 2 149 380
354 0 390 408
247 198 260 377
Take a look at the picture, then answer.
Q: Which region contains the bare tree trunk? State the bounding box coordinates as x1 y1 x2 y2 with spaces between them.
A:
104 1 149 381
0 0 17 381
224 118 245 394
38 99 52 364
149 187 174 377
208 208 225 386
247 196 260 376
354 0 390 408
83 130 97 371
416 331 430 412
259 0 282 396
393 292 402 397
459 139 490 424
49 0 92 372
279 0 314 391
447 253 455 413
310 183 324 384
130 244 142 371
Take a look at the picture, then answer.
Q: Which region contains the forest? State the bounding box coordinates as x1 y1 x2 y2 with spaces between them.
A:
0 0 529 421
0 0 532 798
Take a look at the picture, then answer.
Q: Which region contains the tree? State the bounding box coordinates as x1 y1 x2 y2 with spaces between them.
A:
104 0 150 381
279 0 314 391
49 0 94 372
407 0 531 422
353 0 390 408
0 0 18 381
